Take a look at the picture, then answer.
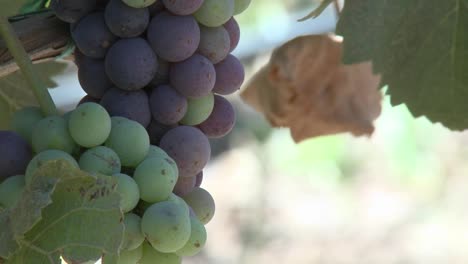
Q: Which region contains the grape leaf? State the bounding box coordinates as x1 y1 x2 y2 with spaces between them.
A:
336 0 468 129
0 160 124 263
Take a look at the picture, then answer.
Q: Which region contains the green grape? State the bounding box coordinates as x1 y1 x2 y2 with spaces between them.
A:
176 215 207 256
113 173 140 213
146 146 179 176
141 201 191 253
122 0 156 8
121 213 145 251
182 187 215 225
167 193 190 212
0 175 25 209
194 0 234 27
139 242 181 264
180 93 215 126
69 102 112 148
234 0 251 15
79 146 121 175
25 150 79 185
11 106 44 144
105 117 149 167
134 157 178 203
32 116 76 154
118 245 143 264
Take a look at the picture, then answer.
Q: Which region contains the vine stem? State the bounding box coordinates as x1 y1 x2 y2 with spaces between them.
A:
0 16 57 116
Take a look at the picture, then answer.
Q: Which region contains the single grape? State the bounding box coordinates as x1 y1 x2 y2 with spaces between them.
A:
0 175 25 209
141 201 190 253
149 85 187 125
113 173 140 213
176 215 207 256
146 146 179 175
122 0 156 8
212 54 245 95
182 187 215 224
71 12 117 58
194 0 234 27
233 0 251 15
69 102 112 148
105 0 150 38
78 95 100 106
79 146 121 175
198 25 230 64
159 126 210 178
100 87 151 127
25 150 78 184
118 245 143 264
78 57 112 98
0 131 32 182
223 17 240 52
147 12 200 62
147 120 177 145
170 54 215 98
105 38 158 91
139 242 182 264
173 176 196 196
198 95 236 138
162 0 203 15
51 0 96 23
121 213 145 250
32 116 76 154
195 171 203 187
180 93 215 126
11 106 44 144
149 59 170 87
134 156 178 203
105 117 150 167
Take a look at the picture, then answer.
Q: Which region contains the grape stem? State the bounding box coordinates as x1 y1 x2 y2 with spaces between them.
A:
0 16 57 116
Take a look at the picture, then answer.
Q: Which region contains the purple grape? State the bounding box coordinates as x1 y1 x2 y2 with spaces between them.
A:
198 95 235 138
195 171 203 187
148 1 166 16
100 88 151 127
78 57 112 98
147 120 177 145
73 49 85 67
105 38 158 91
212 54 244 95
147 12 200 62
149 85 188 125
223 17 240 52
170 54 216 98
149 59 170 87
71 12 117 58
197 25 230 64
173 176 196 196
0 131 33 181
78 95 100 106
160 126 210 178
51 0 96 23
162 0 204 15
105 0 150 38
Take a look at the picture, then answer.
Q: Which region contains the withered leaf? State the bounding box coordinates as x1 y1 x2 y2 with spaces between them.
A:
241 34 382 143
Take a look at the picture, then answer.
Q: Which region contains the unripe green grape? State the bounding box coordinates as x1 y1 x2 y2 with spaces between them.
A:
118 245 143 264
11 106 44 144
121 213 145 251
182 187 215 225
176 215 207 256
113 173 140 213
32 116 76 154
234 0 251 15
139 242 181 264
122 0 156 8
79 146 121 175
180 93 214 126
141 201 191 253
146 146 178 175
25 150 79 185
194 0 234 27
69 102 112 148
0 175 25 209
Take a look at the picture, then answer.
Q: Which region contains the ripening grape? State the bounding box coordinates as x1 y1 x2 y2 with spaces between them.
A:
71 12 117 58
147 12 200 62
118 245 143 264
233 0 251 15
147 120 177 145
105 38 158 91
105 117 149 167
198 25 230 64
113 173 140 213
0 175 25 209
68 102 112 148
149 59 170 87
159 126 210 178
133 156 178 203
182 187 215 224
173 176 196 196
141 201 191 253
223 17 240 52
32 116 76 154
212 54 245 95
121 213 145 250
176 215 207 256
105 0 150 38
162 0 204 15
194 0 234 27
100 87 151 127
149 85 187 125
122 0 156 8
139 242 182 264
51 0 96 23
11 106 44 144
79 146 121 175
78 57 112 98
180 93 215 126
198 95 236 138
195 171 203 187
25 150 79 184
170 54 216 98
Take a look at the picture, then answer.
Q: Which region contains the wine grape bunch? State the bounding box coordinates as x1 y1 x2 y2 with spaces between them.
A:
0 0 250 263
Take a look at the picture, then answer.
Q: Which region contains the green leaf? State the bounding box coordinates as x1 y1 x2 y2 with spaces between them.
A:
336 0 468 129
0 160 124 263
0 0 45 17
298 0 334 21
